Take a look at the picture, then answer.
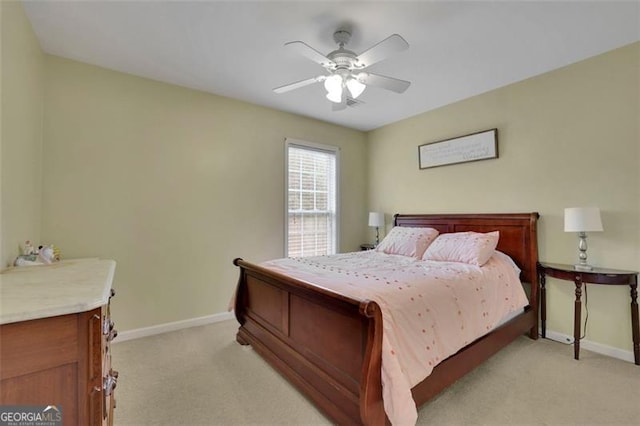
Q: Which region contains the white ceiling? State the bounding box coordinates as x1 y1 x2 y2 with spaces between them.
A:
22 1 640 131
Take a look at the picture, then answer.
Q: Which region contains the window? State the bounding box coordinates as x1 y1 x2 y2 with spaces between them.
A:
285 139 339 257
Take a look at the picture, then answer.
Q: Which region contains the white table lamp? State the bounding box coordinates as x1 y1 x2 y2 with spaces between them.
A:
368 212 385 245
564 207 603 271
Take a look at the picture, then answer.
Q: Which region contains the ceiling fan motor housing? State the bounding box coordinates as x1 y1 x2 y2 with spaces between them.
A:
328 30 364 70
328 50 358 69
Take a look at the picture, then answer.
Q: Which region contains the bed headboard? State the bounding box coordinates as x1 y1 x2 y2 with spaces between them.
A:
394 213 539 285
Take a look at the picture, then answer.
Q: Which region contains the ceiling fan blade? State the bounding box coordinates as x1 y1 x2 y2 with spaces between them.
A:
360 72 411 93
331 91 347 111
285 41 335 68
273 76 322 94
355 34 409 68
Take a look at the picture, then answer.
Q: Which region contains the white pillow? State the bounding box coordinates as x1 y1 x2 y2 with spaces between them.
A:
375 226 439 258
422 231 499 266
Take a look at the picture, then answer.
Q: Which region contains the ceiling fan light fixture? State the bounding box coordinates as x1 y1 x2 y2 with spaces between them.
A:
346 77 366 99
326 87 343 103
324 74 342 91
324 74 343 103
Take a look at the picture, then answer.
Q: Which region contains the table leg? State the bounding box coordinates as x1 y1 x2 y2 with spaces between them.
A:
574 278 582 360
540 271 546 338
630 281 639 365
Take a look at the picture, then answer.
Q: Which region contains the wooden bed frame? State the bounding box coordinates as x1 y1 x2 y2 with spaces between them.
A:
233 213 539 425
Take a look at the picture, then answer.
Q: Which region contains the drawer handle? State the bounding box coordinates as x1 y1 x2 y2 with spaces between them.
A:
103 319 115 335
103 373 118 396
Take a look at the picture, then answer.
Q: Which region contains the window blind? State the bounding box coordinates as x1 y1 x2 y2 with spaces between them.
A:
286 142 337 257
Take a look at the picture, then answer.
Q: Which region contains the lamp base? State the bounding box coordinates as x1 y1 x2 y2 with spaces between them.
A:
574 263 594 271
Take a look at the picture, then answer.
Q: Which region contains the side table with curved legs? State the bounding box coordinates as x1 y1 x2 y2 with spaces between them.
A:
537 262 639 365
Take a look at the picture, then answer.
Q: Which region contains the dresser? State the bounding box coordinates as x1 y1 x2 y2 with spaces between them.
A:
0 259 118 425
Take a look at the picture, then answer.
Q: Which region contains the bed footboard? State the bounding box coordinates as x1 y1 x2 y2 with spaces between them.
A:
233 258 385 425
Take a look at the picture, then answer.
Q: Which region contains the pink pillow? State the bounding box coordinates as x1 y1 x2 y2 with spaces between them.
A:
375 227 439 258
421 231 500 266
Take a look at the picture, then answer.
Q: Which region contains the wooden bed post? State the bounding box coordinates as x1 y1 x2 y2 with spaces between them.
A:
528 213 540 340
232 257 250 345
358 301 385 425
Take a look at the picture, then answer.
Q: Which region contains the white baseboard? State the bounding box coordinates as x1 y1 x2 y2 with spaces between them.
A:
542 328 635 364
114 311 235 343
114 317 635 363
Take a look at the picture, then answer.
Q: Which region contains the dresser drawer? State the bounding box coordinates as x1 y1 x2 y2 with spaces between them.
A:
0 314 78 380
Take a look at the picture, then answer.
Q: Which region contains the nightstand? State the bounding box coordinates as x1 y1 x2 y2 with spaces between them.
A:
537 262 639 365
360 243 376 251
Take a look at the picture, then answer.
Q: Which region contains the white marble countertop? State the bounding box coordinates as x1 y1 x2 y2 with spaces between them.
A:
0 258 116 325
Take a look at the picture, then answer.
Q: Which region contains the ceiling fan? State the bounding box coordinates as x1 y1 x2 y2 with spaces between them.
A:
273 29 411 111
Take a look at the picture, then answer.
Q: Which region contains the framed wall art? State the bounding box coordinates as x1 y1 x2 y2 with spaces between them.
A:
418 128 498 169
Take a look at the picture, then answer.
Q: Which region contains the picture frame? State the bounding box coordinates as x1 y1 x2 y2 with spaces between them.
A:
418 128 498 169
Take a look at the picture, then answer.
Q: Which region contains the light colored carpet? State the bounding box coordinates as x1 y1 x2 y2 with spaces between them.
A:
111 320 640 425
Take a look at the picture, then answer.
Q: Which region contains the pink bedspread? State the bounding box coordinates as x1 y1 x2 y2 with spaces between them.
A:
261 250 528 426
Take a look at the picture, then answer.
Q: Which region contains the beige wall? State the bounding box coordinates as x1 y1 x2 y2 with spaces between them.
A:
368 43 640 353
1 1 45 267
41 56 367 331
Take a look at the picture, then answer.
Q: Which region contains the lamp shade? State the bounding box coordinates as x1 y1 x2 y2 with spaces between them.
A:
564 207 603 232
368 212 385 227
325 89 342 103
324 74 343 103
346 78 366 99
